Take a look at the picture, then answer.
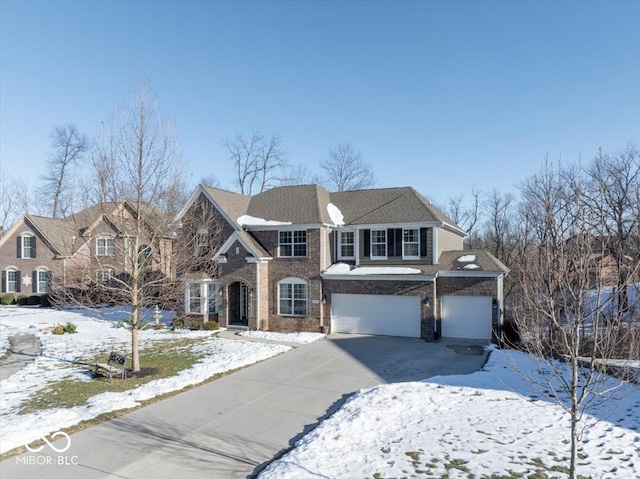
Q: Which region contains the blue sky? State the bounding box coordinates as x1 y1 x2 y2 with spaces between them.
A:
1 0 638 204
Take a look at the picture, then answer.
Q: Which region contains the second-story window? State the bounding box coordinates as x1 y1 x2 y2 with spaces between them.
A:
20 235 36 258
403 229 420 259
371 229 387 259
97 237 115 256
339 231 355 259
279 230 307 257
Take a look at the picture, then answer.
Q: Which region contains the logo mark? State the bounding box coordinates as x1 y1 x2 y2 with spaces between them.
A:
25 432 71 453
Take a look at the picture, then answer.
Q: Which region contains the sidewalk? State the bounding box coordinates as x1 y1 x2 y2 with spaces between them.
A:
0 333 41 381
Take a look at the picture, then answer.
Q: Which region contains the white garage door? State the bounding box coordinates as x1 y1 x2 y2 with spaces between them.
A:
331 294 421 337
441 295 493 340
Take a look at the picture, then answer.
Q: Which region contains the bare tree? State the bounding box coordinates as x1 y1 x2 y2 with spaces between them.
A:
277 162 320 186
60 81 189 373
512 159 639 478
0 174 31 234
223 129 287 195
199 174 220 188
441 188 482 247
319 143 375 192
38 124 91 218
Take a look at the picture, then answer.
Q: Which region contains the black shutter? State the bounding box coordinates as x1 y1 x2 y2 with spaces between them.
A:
395 229 403 257
364 230 371 257
46 271 52 291
32 237 36 258
420 228 428 258
15 271 21 293
17 237 21 258
32 271 37 293
387 229 394 257
1 271 5 292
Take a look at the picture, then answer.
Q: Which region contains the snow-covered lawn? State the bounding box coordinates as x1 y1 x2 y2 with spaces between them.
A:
0 306 290 454
261 347 640 478
239 330 326 344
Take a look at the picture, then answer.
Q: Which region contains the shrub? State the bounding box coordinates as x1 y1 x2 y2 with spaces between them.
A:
188 320 201 330
1 294 15 305
154 323 165 330
27 295 41 305
40 294 52 308
202 321 219 331
171 319 185 330
62 321 77 334
501 318 520 347
52 325 64 335
16 295 28 305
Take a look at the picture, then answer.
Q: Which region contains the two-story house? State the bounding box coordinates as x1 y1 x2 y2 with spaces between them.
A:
0 201 170 299
174 184 509 341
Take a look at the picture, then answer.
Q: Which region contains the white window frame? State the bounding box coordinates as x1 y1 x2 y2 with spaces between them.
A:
370 229 387 260
36 269 51 293
338 230 355 259
96 269 114 284
21 234 35 259
97 237 115 256
5 269 18 293
279 230 307 258
278 278 308 316
402 228 420 260
185 281 219 314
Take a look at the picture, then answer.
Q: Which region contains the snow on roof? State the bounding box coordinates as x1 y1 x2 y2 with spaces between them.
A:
456 254 476 262
324 263 422 275
327 203 345 226
237 215 292 227
464 264 480 270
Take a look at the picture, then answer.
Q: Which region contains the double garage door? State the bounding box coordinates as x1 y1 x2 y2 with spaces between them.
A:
331 293 494 340
331 294 421 337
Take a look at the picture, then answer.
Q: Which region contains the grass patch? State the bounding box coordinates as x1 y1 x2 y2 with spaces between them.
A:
18 337 208 414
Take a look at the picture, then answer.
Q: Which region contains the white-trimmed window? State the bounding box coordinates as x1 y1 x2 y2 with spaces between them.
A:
185 281 219 314
371 229 387 259
97 237 115 256
36 269 51 293
278 278 307 316
20 234 36 259
339 231 355 259
96 269 114 285
4 269 19 293
403 228 420 259
279 230 307 257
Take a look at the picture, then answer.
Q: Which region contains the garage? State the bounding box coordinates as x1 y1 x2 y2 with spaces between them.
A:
331 294 421 337
441 295 493 340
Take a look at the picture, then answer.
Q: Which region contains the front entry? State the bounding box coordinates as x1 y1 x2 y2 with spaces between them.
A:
228 281 249 326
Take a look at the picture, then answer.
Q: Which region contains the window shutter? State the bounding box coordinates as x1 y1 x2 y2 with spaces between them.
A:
363 230 370 257
420 228 428 258
32 237 37 258
15 271 21 293
32 271 37 293
395 229 403 257
1 271 5 292
46 271 52 288
17 237 21 258
387 229 395 257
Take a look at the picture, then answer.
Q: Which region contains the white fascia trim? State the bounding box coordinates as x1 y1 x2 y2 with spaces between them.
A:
242 223 324 231
173 185 241 231
440 222 467 237
246 257 272 263
322 274 436 282
213 232 272 261
437 270 506 278
353 222 441 230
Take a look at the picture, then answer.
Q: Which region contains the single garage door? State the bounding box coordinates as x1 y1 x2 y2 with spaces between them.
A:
441 295 493 340
331 294 421 337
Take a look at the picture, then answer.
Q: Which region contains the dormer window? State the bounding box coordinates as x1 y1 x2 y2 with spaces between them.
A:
370 229 387 259
279 230 307 257
403 229 420 259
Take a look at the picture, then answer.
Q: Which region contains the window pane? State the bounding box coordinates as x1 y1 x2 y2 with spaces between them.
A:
279 283 292 299
37 270 50 293
279 231 292 244
293 299 307 316
293 243 307 256
7 270 17 292
207 284 218 314
280 299 292 315
189 283 201 313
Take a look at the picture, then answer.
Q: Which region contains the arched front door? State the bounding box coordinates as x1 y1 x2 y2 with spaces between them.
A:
228 281 249 326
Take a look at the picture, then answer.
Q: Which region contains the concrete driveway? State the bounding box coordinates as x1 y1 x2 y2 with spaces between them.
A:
1 333 488 479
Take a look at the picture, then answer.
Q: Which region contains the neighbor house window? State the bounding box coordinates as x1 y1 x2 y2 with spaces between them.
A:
339 231 355 259
97 237 115 256
96 269 114 285
278 278 307 316
36 270 51 293
371 229 387 259
20 235 36 259
185 281 219 314
279 231 307 257
4 269 19 293
403 228 420 259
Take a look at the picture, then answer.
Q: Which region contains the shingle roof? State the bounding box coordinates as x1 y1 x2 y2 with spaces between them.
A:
437 250 510 274
246 184 333 225
329 187 461 229
202 186 251 229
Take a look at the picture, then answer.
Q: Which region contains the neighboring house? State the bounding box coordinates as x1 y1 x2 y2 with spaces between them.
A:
174 184 509 341
0 202 170 298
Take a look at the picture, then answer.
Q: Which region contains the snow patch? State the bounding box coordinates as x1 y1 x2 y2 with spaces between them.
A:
464 264 480 269
237 215 292 227
239 331 326 344
456 254 476 262
324 263 422 275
